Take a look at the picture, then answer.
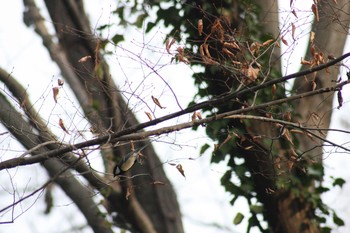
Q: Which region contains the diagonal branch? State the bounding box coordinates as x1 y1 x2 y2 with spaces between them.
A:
1 78 348 171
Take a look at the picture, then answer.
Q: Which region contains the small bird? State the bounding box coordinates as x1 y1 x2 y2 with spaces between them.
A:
113 152 139 176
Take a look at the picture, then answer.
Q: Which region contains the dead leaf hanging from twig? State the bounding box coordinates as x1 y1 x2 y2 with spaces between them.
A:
59 118 69 134
52 87 59 103
311 4 319 22
166 38 176 54
176 164 186 178
58 79 64 86
145 111 153 121
151 96 166 109
337 90 343 109
198 19 203 36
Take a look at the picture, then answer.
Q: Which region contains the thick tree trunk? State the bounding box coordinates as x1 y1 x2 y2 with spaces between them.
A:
39 0 184 232
246 1 350 232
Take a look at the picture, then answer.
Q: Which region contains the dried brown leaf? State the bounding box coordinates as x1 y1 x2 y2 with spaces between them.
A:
222 48 236 57
311 4 319 22
151 96 166 109
262 39 274 47
310 31 315 44
52 87 59 103
282 128 293 145
301 58 313 66
166 38 176 54
176 164 186 178
223 41 241 51
78 55 92 63
290 129 304 134
291 23 296 40
196 111 202 120
145 111 153 121
198 19 203 36
271 84 276 99
242 65 260 84
337 90 343 109
291 9 298 18
281 36 288 46
191 112 197 122
59 118 69 134
58 79 64 86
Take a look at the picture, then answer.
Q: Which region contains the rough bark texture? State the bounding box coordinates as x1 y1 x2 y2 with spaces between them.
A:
23 0 184 232
245 1 350 232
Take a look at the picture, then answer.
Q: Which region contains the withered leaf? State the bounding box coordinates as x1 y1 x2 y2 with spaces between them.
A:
282 128 293 145
310 31 315 44
242 65 260 84
271 84 276 99
196 111 202 120
311 4 319 22
176 164 186 178
166 38 176 54
58 79 64 86
151 96 166 109
290 129 304 134
291 23 296 40
52 87 59 103
191 112 197 122
262 39 274 47
291 9 298 18
59 118 69 134
145 111 153 121
301 58 313 66
281 36 288 46
176 53 190 64
78 55 92 63
337 90 343 109
198 19 203 36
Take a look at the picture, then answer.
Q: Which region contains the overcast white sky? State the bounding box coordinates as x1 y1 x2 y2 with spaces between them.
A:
1 1 350 233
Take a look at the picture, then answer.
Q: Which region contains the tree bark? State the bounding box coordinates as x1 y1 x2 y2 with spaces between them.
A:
245 1 350 232
40 0 183 232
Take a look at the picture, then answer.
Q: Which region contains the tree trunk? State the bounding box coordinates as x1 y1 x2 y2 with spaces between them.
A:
39 0 184 232
245 0 350 232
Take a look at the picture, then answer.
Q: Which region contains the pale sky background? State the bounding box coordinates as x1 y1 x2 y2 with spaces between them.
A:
0 1 350 233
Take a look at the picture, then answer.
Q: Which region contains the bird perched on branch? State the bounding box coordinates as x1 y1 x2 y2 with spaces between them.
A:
113 151 139 176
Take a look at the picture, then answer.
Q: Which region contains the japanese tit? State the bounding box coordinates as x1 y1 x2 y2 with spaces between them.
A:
113 152 139 176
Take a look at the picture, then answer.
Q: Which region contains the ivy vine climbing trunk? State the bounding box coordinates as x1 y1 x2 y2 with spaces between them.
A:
244 0 350 232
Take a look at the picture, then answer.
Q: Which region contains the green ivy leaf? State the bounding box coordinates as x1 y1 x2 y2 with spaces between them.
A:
321 227 332 233
199 143 210 156
146 22 156 33
333 212 345 226
250 204 263 214
111 34 124 44
233 212 244 225
332 177 346 188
